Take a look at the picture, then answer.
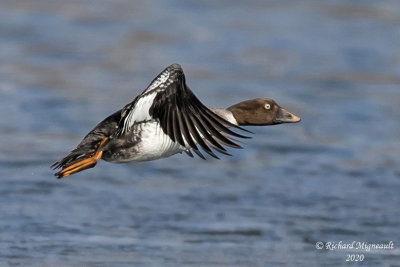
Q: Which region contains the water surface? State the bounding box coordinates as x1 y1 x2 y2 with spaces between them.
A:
1 0 400 266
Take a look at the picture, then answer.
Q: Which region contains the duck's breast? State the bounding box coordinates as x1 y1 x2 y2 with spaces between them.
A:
102 120 183 163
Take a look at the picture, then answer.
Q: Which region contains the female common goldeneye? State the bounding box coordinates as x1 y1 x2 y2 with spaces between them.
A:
52 63 300 178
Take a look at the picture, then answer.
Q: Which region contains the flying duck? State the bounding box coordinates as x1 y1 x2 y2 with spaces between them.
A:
52 63 300 178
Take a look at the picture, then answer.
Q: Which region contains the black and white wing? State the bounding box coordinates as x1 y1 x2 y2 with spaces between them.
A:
117 63 250 159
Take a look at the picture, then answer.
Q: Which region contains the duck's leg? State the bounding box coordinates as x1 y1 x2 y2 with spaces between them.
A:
55 137 108 178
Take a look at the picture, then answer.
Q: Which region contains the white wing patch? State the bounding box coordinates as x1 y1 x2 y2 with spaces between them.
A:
122 93 156 132
121 69 172 133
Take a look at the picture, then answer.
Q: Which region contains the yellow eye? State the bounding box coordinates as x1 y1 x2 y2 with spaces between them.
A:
264 103 271 110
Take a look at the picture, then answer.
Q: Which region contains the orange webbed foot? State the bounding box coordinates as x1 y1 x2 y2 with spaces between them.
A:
55 137 108 178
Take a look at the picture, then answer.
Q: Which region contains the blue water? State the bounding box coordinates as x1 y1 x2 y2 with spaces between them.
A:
1 1 400 266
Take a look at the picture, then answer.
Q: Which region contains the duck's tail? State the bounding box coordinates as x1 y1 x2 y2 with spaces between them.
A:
52 137 108 178
52 110 121 178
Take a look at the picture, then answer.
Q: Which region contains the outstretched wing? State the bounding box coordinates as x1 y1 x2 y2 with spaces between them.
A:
117 65 174 134
118 63 250 159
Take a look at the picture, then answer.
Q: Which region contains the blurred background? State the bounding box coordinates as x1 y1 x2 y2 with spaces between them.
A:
1 0 399 266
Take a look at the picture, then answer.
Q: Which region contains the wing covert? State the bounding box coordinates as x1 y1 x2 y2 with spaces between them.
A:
148 64 250 159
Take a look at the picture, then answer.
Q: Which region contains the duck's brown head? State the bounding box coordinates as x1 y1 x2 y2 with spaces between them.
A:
227 98 301 126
